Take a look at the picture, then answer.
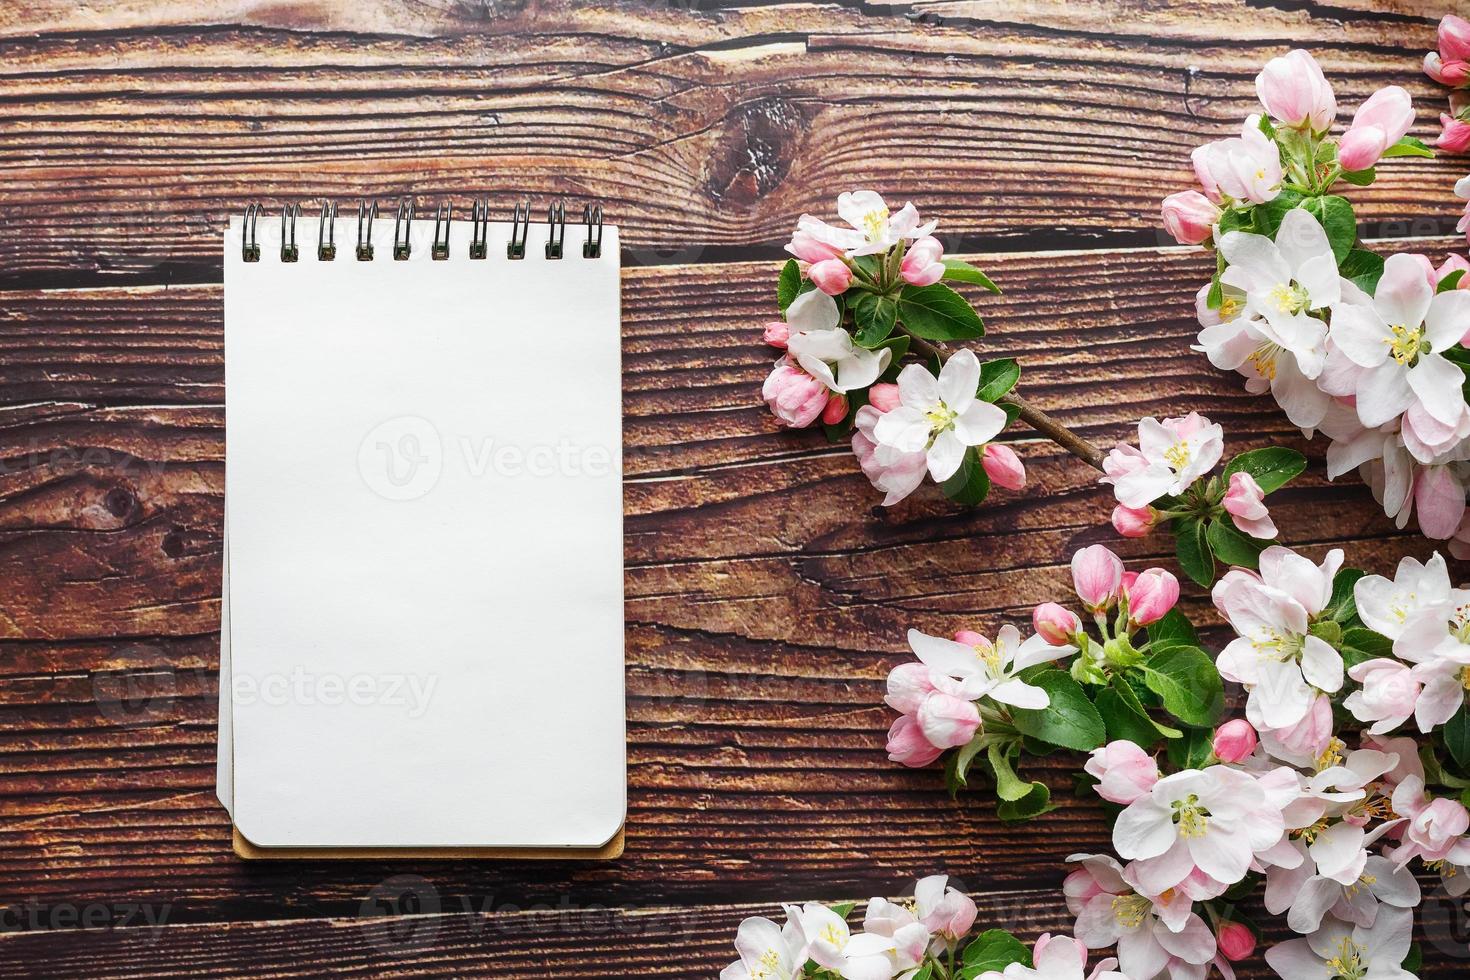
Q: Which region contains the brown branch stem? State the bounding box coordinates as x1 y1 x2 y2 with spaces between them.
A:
901 331 1106 472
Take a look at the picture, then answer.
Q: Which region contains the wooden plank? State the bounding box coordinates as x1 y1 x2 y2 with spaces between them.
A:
0 0 1459 283
0 241 1449 922
0 890 1467 978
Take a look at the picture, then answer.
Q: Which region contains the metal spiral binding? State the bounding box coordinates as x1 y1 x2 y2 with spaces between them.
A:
432 202 452 261
280 204 301 262
469 199 490 260
240 198 604 263
318 200 338 261
356 200 378 261
241 203 263 262
582 203 603 259
545 200 567 260
507 201 530 260
393 199 414 260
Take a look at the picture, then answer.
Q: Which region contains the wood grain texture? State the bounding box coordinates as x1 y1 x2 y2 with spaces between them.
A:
0 0 1460 284
4 0 1470 974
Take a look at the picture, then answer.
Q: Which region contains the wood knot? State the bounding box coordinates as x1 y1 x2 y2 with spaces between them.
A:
702 97 807 210
160 527 187 558
104 486 137 519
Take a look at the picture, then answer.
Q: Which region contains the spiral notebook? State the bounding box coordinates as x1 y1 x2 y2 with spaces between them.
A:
216 201 626 858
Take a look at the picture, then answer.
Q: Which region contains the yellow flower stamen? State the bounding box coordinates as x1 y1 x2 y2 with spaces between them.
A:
1247 341 1281 381
1268 282 1311 315
1385 323 1428 366
1111 894 1151 929
1324 936 1367 980
1164 443 1192 470
862 207 890 242
1172 793 1210 838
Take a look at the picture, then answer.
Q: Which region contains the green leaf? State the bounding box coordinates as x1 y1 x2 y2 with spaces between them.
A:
1339 248 1386 294
962 929 1032 972
1325 568 1367 624
1174 518 1215 588
910 965 934 980
1301 195 1357 263
1000 401 1021 426
1141 645 1225 727
1222 447 1307 493
1339 167 1376 186
1206 518 1264 569
1439 269 1466 293
1217 208 1256 236
1205 275 1223 310
1166 725 1215 770
776 259 803 313
852 292 898 347
977 358 1021 402
829 901 857 919
1341 626 1392 670
942 258 1001 293
1147 609 1199 651
996 781 1053 821
940 448 992 506
1252 189 1306 238
1445 707 1470 772
898 283 985 341
1011 670 1107 751
987 744 1041 802
1096 687 1169 746
1381 135 1435 159
1117 672 1183 737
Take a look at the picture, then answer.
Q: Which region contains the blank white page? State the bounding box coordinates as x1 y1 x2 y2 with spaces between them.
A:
224 214 624 848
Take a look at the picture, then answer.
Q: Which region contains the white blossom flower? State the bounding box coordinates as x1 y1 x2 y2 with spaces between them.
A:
721 908 808 980
874 350 1008 482
1212 547 1345 729
906 624 1070 710
1216 208 1339 388
1113 767 1284 893
784 291 890 394
1264 908 1416 980
1330 252 1470 429
1101 413 1224 508
795 190 938 257
797 903 899 980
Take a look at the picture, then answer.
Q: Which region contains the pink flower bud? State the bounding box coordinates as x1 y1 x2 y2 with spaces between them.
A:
1121 570 1139 593
981 444 1026 491
1441 14 1470 65
954 629 987 646
1111 504 1156 538
1126 568 1179 626
786 228 843 264
1212 719 1258 763
868 382 902 413
1337 126 1387 173
900 235 946 287
916 876 978 940
1222 471 1277 540
917 692 981 749
1071 545 1123 610
1160 190 1220 245
761 360 828 428
1256 49 1336 132
808 258 853 296
1033 602 1080 646
762 320 790 349
1439 113 1470 153
1338 86 1414 171
1427 51 1470 87
1436 254 1470 287
821 392 848 426
1084 740 1159 805
1216 921 1256 962
886 713 943 767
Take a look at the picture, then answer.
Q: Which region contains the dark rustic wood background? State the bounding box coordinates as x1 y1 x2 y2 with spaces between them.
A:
2 0 1469 976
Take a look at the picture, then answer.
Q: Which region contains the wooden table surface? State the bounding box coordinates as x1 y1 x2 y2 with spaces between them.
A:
2 1 1469 976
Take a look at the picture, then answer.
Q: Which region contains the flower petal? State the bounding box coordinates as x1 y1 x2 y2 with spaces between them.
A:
927 428 966 482
1407 353 1468 427
952 400 1008 446
937 348 981 411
